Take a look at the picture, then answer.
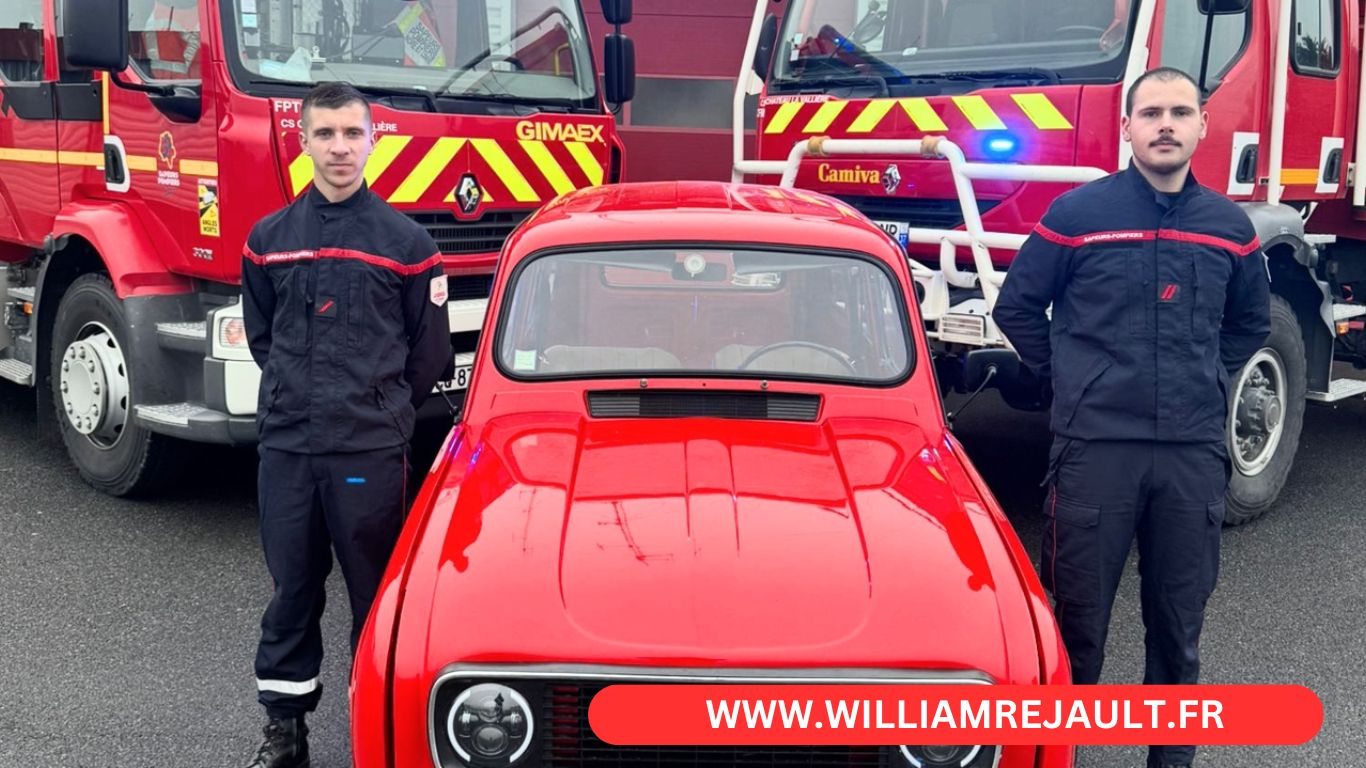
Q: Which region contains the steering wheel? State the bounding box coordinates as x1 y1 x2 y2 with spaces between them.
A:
737 341 858 375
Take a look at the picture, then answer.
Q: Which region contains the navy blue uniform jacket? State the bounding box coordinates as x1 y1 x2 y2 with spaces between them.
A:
242 183 453 454
994 164 1270 443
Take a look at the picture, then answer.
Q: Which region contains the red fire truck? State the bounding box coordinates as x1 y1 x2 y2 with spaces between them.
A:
0 0 633 495
729 0 1366 525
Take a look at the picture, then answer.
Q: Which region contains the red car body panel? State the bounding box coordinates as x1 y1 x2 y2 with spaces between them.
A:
352 181 1070 768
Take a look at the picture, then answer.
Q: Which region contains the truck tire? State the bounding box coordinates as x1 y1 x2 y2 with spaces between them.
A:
49 274 182 497
1224 294 1306 525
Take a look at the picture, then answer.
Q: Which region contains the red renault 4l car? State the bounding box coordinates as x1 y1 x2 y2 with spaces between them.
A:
351 181 1071 768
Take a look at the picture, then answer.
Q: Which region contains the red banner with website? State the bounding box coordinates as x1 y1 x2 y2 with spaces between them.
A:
588 685 1322 746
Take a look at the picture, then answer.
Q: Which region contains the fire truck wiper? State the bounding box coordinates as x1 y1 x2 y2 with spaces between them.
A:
932 68 1061 86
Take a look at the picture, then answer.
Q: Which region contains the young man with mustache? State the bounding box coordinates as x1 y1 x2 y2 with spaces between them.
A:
994 67 1270 768
239 82 453 768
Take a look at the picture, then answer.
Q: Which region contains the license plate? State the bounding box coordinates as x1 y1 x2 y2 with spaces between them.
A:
874 219 909 249
435 365 473 392
434 352 476 393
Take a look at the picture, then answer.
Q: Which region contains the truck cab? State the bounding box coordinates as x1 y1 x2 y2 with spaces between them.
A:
734 0 1366 524
0 0 633 495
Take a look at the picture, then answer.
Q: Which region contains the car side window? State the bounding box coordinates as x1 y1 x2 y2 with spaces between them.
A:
128 0 203 81
0 1 45 84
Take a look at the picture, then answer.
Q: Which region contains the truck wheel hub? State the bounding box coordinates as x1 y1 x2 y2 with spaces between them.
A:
1230 349 1287 477
59 324 130 445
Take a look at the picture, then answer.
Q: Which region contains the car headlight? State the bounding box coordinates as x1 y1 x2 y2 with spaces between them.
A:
446 683 534 766
900 744 996 767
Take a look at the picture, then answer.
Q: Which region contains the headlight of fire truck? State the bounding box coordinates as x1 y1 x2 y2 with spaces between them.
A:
212 301 254 362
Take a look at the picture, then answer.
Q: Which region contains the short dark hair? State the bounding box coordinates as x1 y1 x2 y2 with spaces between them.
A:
301 82 371 127
1125 67 1201 115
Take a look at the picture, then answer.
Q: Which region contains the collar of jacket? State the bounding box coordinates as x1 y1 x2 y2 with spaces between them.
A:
1124 161 1201 209
305 180 372 211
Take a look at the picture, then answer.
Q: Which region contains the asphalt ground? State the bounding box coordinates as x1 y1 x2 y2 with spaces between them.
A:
0 381 1360 768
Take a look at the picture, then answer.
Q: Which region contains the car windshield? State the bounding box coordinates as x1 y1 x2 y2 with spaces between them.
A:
497 248 913 383
770 0 1137 93
222 0 595 105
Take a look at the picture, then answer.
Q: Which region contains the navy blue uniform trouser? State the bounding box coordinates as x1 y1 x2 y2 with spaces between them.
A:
254 445 407 718
1043 439 1228 768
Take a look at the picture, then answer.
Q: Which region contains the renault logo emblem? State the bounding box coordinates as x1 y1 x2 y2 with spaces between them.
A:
882 164 900 195
456 175 481 214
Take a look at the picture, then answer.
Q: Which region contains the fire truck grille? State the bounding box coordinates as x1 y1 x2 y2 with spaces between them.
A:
833 197 1000 230
540 684 892 767
405 210 532 256
448 275 493 301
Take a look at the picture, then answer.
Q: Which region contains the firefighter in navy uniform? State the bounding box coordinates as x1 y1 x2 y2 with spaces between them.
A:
239 82 452 768
994 68 1269 768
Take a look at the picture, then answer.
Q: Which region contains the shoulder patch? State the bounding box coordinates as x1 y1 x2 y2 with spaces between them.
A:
430 274 448 306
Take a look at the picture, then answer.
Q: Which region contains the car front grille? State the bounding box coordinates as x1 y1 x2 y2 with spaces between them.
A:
404 209 532 256
832 197 1000 230
541 683 892 768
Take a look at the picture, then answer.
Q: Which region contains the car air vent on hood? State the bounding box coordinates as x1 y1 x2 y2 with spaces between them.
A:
588 390 820 421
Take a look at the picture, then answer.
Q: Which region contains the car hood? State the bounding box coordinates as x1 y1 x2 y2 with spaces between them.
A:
398 411 1040 683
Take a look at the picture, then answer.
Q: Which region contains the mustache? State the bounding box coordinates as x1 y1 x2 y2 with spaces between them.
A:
1151 137 1182 147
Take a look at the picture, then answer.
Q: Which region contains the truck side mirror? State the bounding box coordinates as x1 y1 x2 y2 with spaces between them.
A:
1197 0 1250 14
61 0 129 71
601 0 633 26
603 32 635 104
753 14 779 80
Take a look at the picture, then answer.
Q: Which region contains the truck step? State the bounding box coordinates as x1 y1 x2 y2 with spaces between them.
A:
1332 303 1366 322
0 358 33 385
1307 378 1366 402
134 402 221 427
7 286 35 303
155 321 207 353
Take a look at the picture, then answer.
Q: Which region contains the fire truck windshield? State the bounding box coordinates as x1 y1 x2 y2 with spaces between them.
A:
224 0 596 109
770 0 1137 94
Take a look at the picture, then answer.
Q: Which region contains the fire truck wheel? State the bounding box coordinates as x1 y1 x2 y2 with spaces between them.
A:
1224 294 1306 526
49 274 182 497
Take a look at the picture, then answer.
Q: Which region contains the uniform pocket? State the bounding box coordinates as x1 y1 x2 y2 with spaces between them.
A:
1041 491 1103 605
1191 251 1232 340
268 267 310 353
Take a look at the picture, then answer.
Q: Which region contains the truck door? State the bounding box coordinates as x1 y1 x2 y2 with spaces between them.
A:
1277 0 1351 199
1151 0 1259 199
0 0 60 246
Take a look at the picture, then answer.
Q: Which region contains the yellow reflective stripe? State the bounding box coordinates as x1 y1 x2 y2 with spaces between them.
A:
1 147 145 169
126 155 158 172
0 148 58 163
180 159 218 177
390 137 465 203
764 102 804 134
899 98 947 131
58 152 104 167
953 96 1006 130
521 140 575 196
289 154 314 194
848 99 896 133
1280 168 1320 185
471 138 538 202
364 135 411 186
802 101 847 133
1012 93 1072 130
564 141 604 186
101 72 110 134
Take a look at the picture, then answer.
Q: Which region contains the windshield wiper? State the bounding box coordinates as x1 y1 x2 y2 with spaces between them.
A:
349 83 439 113
931 68 1060 85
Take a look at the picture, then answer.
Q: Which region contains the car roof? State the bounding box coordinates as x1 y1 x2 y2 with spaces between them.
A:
504 181 903 267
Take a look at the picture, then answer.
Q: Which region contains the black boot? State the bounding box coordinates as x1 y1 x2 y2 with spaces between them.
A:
244 717 310 768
